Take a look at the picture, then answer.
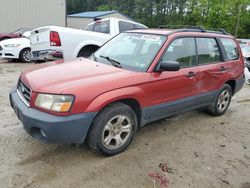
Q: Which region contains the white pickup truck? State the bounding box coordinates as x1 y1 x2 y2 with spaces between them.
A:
30 17 147 61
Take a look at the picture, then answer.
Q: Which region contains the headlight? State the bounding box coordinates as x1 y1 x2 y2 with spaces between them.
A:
3 44 21 48
35 94 74 112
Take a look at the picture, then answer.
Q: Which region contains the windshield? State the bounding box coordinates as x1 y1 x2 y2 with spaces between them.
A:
12 29 23 34
93 33 166 72
242 46 250 54
13 28 31 35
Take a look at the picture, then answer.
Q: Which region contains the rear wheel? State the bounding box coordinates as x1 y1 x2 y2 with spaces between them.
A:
207 84 232 116
19 48 31 63
87 102 138 156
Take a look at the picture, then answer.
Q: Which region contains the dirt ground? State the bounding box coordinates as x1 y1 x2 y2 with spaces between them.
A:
0 59 250 188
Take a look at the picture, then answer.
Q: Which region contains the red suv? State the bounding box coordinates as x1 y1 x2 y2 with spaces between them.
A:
9 28 244 155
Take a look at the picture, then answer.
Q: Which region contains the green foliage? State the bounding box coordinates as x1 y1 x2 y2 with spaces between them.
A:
66 0 250 38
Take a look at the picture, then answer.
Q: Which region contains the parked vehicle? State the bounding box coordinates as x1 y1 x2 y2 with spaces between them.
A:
0 28 32 41
242 46 250 58
29 17 147 62
10 28 244 155
242 46 250 84
237 39 250 48
0 31 31 63
245 59 250 84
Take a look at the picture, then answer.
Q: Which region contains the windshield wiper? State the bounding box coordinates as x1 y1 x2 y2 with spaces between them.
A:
100 55 122 68
92 53 97 61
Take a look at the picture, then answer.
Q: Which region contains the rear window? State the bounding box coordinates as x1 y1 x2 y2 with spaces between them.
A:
118 21 146 32
86 20 110 34
220 38 239 60
119 21 134 32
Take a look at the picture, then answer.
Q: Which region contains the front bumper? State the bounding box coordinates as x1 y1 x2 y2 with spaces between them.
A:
0 46 20 59
9 87 96 144
31 49 63 61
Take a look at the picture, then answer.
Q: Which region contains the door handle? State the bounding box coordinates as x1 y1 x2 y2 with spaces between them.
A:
219 66 228 71
186 71 197 77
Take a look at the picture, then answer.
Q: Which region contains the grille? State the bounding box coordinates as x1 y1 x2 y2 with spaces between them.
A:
17 80 31 106
0 45 2 51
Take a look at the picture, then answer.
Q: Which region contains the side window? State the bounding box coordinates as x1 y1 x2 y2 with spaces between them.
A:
92 21 110 34
119 21 134 32
196 38 221 64
162 38 196 68
220 38 239 60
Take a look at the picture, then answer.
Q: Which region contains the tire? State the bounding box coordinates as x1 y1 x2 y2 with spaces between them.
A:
19 48 31 63
87 102 138 156
207 84 232 116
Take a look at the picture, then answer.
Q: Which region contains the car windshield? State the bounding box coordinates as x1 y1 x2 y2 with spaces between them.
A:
242 46 250 54
12 29 23 34
93 33 166 72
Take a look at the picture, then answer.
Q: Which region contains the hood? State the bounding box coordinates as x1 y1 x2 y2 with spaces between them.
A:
20 58 139 93
0 38 30 45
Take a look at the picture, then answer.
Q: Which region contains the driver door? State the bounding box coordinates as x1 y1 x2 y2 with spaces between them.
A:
146 37 200 120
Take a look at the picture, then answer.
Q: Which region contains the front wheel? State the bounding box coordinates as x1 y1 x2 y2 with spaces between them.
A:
87 102 138 156
19 48 31 63
207 84 232 116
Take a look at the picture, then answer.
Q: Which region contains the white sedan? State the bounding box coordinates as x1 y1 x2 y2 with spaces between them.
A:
0 31 31 63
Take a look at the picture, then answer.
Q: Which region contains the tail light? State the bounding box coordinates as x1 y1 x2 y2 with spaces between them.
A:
50 31 61 46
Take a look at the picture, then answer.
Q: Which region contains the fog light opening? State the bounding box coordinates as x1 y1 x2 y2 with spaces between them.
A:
30 127 48 142
40 130 47 138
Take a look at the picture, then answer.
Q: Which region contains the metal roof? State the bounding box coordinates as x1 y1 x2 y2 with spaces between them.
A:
68 11 118 18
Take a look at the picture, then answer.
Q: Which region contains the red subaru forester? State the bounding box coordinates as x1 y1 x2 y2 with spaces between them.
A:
10 28 244 155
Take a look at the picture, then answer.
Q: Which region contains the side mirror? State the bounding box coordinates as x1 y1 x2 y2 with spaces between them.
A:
157 61 180 72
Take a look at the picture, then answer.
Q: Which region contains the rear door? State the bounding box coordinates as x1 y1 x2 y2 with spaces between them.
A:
196 37 238 95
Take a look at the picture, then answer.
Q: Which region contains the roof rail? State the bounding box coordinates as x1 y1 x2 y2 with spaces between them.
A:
158 25 230 35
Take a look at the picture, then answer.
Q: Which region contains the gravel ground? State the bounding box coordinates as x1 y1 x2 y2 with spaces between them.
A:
0 59 250 188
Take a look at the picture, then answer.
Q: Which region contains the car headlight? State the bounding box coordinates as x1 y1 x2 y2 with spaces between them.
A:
35 94 74 112
3 44 21 48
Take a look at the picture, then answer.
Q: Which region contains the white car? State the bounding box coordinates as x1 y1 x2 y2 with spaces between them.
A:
242 46 250 84
0 31 31 63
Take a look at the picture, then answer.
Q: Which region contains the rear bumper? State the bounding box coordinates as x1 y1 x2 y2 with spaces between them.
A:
9 87 97 144
31 49 63 61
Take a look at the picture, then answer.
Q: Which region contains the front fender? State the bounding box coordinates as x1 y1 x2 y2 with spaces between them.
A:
85 87 146 112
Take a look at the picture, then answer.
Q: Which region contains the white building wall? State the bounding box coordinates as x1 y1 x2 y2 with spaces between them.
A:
0 0 66 32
